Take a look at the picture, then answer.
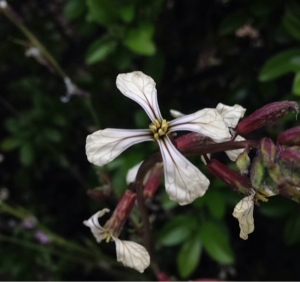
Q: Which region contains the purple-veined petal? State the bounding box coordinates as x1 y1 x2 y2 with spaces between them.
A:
157 136 210 205
86 128 153 166
126 161 143 184
226 135 246 161
216 103 246 128
114 238 150 273
83 208 110 243
232 190 255 240
116 71 162 122
169 108 231 142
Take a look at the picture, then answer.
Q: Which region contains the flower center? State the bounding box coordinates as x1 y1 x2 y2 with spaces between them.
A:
102 231 113 243
254 189 269 202
149 119 169 140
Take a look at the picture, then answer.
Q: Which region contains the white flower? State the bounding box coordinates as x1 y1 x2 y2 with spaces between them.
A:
83 209 150 273
170 103 246 161
86 71 231 205
126 161 143 184
232 189 255 240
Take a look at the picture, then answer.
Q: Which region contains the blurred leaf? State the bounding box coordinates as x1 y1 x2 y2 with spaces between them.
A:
20 143 34 166
205 190 226 219
86 0 118 26
259 196 297 218
123 23 156 56
5 118 19 134
177 235 202 278
43 128 62 143
1 137 21 151
64 0 85 20
282 3 300 41
292 72 300 95
284 211 300 245
52 115 67 127
144 51 165 83
218 11 247 36
199 221 235 264
86 38 117 64
118 5 135 23
157 215 196 246
259 49 300 82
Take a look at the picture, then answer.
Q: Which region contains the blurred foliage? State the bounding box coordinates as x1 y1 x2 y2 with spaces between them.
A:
1 0 300 280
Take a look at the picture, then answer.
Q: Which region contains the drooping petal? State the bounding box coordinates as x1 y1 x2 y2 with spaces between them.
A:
216 103 246 128
232 190 255 240
226 135 246 161
114 238 150 273
116 71 162 122
170 109 184 118
157 136 210 205
169 108 231 142
83 208 110 243
126 161 143 184
86 128 153 166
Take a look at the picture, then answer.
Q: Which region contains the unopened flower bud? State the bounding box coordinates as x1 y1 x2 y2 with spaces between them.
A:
259 138 277 167
157 272 171 281
206 159 251 194
175 132 212 149
278 126 300 146
278 182 300 203
236 151 250 175
143 163 163 199
103 190 136 236
278 149 300 186
236 101 299 136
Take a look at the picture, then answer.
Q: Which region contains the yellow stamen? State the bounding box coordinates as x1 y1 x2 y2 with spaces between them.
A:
149 119 169 140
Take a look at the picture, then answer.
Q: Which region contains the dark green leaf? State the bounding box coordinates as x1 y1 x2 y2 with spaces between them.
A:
86 0 118 26
86 38 117 64
282 3 300 41
20 143 34 166
64 0 85 20
123 23 156 56
284 211 300 245
157 215 196 246
199 221 235 264
177 235 202 278
259 49 300 82
43 128 62 143
218 11 247 36
118 5 135 23
1 138 21 151
292 72 300 95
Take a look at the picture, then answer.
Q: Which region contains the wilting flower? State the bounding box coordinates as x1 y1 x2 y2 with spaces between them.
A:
232 189 255 240
170 103 246 161
83 209 150 273
86 71 231 205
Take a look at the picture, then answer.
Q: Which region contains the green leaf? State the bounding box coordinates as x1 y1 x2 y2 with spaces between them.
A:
157 215 196 246
284 211 300 245
20 143 34 166
123 23 156 56
85 38 117 64
259 196 297 218
86 0 118 26
218 11 247 36
64 0 85 20
292 72 300 95
282 3 300 41
43 128 62 143
258 49 300 82
205 190 226 219
1 138 21 151
177 235 202 278
118 5 135 23
199 221 235 264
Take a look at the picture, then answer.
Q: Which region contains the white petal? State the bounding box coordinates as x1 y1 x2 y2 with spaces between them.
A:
114 238 150 273
83 208 110 243
170 109 184 118
126 161 143 184
169 108 231 142
116 71 162 122
157 136 210 205
86 128 153 166
232 190 255 240
225 135 246 161
216 103 246 128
